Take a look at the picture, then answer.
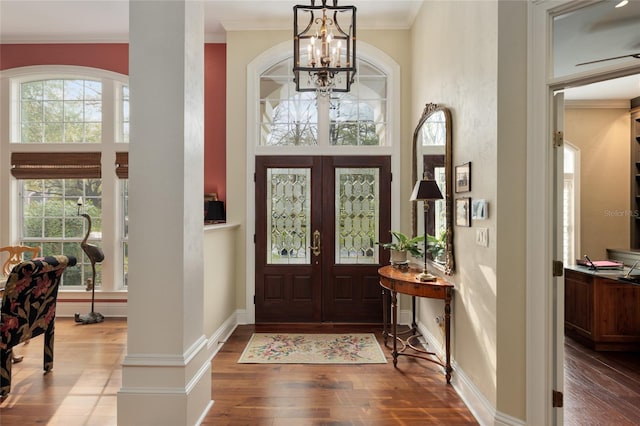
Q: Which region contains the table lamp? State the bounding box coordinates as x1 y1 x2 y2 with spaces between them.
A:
410 180 443 282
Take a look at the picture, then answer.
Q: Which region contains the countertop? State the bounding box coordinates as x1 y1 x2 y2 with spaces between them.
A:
565 264 640 285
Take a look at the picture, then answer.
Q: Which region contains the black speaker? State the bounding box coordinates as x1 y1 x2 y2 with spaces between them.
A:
205 200 226 223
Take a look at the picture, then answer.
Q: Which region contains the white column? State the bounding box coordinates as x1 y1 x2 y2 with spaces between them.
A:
118 2 212 425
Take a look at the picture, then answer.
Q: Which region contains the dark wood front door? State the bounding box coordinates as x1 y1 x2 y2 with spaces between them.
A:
255 156 391 323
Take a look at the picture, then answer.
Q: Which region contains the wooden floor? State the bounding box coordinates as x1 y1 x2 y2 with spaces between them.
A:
205 324 476 425
0 319 637 425
564 336 640 426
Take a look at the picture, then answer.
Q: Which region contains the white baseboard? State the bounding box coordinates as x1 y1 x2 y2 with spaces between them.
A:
235 308 250 325
399 308 412 326
415 320 524 426
56 299 128 318
206 312 239 359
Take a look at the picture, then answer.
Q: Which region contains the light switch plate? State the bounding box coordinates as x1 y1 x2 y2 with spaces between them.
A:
476 228 489 247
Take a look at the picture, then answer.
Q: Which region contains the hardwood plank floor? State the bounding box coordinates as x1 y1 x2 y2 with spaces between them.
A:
0 317 126 426
204 324 477 425
564 336 640 426
1 319 636 425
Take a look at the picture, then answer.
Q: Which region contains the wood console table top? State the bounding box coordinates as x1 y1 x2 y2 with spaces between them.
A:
378 265 454 383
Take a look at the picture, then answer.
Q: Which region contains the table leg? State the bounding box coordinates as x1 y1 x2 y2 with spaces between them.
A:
391 290 398 367
411 295 417 331
381 287 389 345
444 290 452 383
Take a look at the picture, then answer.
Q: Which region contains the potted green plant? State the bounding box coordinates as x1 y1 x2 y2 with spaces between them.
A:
377 231 424 265
426 230 447 264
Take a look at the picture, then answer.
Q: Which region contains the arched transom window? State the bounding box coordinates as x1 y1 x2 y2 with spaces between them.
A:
259 57 388 147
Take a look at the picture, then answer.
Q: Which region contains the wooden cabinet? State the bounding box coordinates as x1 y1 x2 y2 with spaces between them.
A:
565 268 640 351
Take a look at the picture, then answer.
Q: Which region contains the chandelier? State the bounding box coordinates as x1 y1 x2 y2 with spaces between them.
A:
293 0 356 95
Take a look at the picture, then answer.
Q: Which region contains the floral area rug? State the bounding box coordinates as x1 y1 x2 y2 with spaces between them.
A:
237 333 388 364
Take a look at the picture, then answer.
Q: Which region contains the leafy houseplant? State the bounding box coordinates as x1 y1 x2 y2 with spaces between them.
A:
426 231 447 263
377 231 424 265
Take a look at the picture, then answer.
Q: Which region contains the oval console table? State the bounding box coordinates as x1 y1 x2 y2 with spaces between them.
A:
378 265 454 383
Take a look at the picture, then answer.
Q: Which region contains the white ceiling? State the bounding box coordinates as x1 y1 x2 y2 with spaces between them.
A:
0 1 423 42
1 0 639 102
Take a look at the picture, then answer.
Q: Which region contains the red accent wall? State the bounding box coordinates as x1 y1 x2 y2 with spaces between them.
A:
0 43 227 202
204 44 226 203
0 44 129 75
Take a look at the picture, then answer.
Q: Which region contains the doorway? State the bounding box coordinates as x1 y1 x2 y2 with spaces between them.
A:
255 155 391 323
528 1 640 422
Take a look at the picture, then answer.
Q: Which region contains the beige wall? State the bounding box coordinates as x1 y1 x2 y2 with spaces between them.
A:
203 225 237 338
495 1 527 418
411 0 527 419
565 107 631 260
226 30 290 310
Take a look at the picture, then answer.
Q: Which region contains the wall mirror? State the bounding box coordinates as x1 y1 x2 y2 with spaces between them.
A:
412 103 455 274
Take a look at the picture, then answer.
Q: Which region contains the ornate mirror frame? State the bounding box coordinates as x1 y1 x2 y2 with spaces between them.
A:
412 103 455 274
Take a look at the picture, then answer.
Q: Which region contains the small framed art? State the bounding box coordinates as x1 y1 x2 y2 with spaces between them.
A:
455 162 471 193
472 199 488 220
456 197 471 227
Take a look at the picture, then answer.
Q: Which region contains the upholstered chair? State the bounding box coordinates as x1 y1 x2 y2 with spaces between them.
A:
0 255 77 397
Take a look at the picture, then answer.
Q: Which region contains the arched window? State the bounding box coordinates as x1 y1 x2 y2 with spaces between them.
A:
258 56 388 148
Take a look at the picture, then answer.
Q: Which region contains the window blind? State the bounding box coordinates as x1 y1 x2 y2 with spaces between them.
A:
115 152 128 179
11 152 101 179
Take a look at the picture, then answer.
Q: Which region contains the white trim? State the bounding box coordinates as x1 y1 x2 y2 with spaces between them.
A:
206 310 239 358
563 142 581 264
56 299 128 318
245 40 402 324
0 64 128 82
451 361 497 426
573 146 581 263
527 3 556 424
122 336 208 367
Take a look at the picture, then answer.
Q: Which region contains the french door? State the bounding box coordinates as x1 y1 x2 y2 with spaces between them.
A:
255 155 391 323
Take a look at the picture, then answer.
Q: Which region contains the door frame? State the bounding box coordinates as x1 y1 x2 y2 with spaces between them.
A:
527 2 640 424
246 154 399 325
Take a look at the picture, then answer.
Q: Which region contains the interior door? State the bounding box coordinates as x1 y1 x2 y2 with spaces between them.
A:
255 155 391 323
552 91 565 425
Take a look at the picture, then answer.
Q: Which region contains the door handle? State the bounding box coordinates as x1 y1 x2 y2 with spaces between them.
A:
309 230 321 256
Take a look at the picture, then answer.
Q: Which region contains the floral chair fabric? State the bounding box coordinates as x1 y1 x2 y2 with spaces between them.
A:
0 255 76 397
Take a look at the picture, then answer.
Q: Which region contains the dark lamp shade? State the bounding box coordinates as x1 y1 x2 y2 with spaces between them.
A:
410 180 443 201
205 200 226 222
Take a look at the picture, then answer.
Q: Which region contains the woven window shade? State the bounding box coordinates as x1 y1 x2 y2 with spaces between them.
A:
115 152 128 179
11 152 101 179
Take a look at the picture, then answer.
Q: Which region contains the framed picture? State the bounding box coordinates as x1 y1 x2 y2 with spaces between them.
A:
455 162 471 193
472 199 488 220
456 197 471 227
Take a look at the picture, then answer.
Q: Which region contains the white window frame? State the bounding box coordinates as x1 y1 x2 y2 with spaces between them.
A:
0 65 129 294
